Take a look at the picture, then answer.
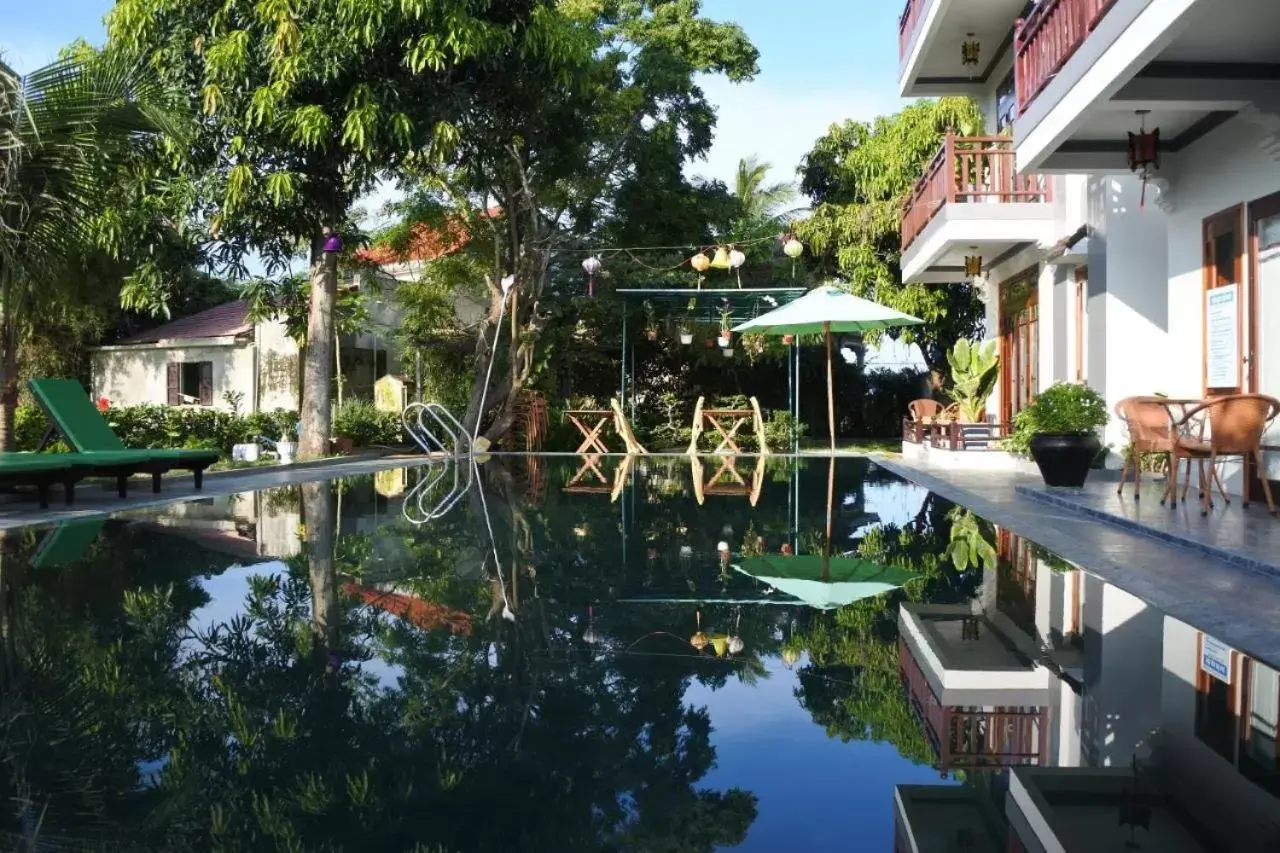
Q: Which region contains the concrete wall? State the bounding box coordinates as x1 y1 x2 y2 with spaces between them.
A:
93 319 301 414
1085 173 1172 453
92 340 252 411
1080 577 1164 768
255 320 300 411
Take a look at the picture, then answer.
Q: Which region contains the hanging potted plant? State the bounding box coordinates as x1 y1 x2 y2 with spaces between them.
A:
643 300 658 341
782 333 795 346
1004 382 1109 487
718 309 733 348
679 297 696 345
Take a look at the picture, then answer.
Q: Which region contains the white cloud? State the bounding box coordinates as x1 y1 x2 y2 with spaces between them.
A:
685 75 901 190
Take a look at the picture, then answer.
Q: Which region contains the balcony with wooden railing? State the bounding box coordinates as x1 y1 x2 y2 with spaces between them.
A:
899 0 926 65
1015 0 1118 115
899 638 1050 773
901 134 1053 251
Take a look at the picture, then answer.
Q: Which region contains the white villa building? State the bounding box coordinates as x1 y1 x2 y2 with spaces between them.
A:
897 0 1280 498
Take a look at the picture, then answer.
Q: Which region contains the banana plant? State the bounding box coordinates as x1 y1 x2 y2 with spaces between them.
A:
945 508 997 573
946 339 999 423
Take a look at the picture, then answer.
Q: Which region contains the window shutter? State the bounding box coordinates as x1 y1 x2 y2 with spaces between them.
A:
167 363 180 405
198 362 214 406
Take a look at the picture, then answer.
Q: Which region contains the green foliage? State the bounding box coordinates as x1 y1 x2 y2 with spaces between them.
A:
1005 382 1109 455
945 508 997 573
732 155 798 223
946 339 999 422
796 98 987 374
333 398 401 446
14 402 298 455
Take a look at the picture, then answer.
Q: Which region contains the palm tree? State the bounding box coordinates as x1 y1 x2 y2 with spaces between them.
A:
732 155 799 222
0 53 176 449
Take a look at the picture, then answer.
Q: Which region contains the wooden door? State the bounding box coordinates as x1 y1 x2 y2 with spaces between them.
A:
1000 275 1039 424
1203 206 1244 394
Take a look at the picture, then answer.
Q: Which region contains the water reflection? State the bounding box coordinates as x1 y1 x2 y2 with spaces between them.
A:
0 455 1275 851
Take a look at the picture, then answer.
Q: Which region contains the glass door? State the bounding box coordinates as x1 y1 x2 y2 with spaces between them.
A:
1203 207 1243 394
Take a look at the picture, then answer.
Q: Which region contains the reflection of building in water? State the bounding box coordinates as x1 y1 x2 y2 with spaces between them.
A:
895 529 1280 853
137 490 303 559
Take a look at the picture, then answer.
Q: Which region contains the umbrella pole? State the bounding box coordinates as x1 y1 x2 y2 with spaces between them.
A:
825 322 835 451
824 455 834 582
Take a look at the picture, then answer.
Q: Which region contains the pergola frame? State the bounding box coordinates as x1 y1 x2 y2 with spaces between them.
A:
614 287 807 453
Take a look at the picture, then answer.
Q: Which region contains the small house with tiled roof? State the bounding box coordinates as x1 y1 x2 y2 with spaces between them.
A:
89 301 302 412
90 210 492 413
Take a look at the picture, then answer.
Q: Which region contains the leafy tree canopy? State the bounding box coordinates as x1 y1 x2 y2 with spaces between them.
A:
796 97 987 378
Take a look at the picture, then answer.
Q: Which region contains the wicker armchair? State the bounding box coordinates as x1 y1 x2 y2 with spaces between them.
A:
1114 397 1190 500
1169 394 1280 515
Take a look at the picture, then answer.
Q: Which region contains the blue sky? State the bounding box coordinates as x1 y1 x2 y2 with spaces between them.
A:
6 0 903 189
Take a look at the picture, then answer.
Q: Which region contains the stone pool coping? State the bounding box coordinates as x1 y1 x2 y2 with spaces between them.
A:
1016 482 1280 581
875 455 1280 672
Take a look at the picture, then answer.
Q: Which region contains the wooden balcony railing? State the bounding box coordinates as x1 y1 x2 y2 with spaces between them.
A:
1015 0 1118 115
899 0 925 64
899 638 1049 773
900 134 1053 251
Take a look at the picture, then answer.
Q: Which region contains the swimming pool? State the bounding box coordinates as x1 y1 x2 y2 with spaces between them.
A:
4 455 1278 851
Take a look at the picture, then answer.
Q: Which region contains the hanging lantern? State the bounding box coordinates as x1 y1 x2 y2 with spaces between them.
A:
781 647 801 669
727 248 746 269
709 246 731 270
964 252 983 278
782 236 804 259
961 33 980 71
690 251 711 273
728 635 744 655
1127 110 1161 209
582 255 603 297
322 226 342 254
690 631 709 650
710 635 728 657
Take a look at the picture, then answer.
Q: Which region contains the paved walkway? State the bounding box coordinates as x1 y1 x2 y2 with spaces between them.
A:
0 454 422 531
1018 477 1280 579
875 455 1280 671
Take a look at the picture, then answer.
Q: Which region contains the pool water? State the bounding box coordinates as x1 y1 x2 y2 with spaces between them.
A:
3 455 1279 852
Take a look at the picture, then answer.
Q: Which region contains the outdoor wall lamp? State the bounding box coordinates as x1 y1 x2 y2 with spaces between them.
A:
964 252 983 278
961 33 980 71
1127 110 1161 209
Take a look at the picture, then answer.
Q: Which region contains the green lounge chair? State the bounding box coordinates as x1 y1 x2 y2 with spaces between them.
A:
0 453 80 508
30 518 106 569
29 379 219 497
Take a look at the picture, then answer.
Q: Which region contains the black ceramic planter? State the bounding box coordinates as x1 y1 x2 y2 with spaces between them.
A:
1028 433 1102 488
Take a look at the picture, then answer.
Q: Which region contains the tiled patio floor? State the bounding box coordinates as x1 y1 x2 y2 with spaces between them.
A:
875 455 1280 671
1017 476 1280 579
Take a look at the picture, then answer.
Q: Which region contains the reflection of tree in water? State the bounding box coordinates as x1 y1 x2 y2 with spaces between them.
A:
0 459 986 848
792 493 986 767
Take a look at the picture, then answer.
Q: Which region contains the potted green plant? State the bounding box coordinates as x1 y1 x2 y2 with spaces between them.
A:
718 309 733 348
643 300 659 341
946 339 999 422
679 298 696 345
1006 382 1109 487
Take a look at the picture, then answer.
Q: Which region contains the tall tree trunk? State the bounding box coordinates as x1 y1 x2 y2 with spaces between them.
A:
461 289 506 438
301 480 339 660
0 311 18 454
300 234 338 458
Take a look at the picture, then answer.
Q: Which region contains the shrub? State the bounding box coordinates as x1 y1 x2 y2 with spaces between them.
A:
12 402 302 457
334 398 401 446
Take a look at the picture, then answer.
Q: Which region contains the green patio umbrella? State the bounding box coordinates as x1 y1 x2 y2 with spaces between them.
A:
734 456 918 609
732 555 919 610
733 285 923 449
